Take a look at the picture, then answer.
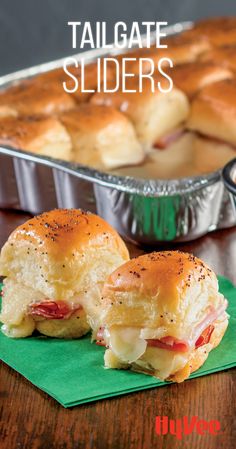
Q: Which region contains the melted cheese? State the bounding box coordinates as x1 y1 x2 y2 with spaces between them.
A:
0 278 88 338
106 327 147 363
136 347 189 380
1 316 35 338
104 327 189 379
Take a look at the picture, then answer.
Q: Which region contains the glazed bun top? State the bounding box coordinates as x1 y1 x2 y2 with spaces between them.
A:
60 103 137 135
200 45 236 74
0 79 75 118
166 61 233 99
0 209 129 302
3 208 129 261
99 251 226 336
187 78 236 145
103 251 215 299
183 17 236 47
0 115 71 151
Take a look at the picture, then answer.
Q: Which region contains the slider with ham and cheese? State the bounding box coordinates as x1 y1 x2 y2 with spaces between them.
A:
200 45 236 75
0 78 75 119
91 75 191 170
60 104 144 170
96 251 228 383
0 115 73 161
0 209 129 338
187 79 236 173
112 32 211 76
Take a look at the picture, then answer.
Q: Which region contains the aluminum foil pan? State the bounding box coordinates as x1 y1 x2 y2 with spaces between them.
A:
222 158 236 217
0 21 235 244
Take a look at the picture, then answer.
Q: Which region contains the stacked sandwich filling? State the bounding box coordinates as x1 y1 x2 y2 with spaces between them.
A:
0 209 129 338
96 251 229 382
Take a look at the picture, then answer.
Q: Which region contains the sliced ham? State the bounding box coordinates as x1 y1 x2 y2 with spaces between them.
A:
153 128 185 149
190 300 228 346
29 300 82 320
96 326 106 346
96 299 227 352
146 337 189 352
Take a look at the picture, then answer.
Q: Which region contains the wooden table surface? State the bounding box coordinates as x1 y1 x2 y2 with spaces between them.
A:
0 209 235 449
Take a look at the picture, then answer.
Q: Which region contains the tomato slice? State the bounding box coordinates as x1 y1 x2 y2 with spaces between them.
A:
30 300 77 320
195 324 214 349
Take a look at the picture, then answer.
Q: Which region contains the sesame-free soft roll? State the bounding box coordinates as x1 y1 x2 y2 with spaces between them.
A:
182 17 236 48
187 79 236 153
166 61 233 99
200 45 236 75
96 251 229 383
60 104 144 170
0 209 129 338
0 116 72 161
0 78 75 119
113 33 211 75
91 77 190 150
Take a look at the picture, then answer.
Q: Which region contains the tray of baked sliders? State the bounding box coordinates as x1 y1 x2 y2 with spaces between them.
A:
0 18 236 244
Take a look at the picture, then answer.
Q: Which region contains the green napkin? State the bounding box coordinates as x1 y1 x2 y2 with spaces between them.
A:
0 276 235 408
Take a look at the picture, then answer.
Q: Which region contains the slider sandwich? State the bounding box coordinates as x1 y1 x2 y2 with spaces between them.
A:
0 209 129 338
166 61 233 99
96 251 229 383
90 76 190 154
113 33 211 75
0 115 72 161
60 104 144 170
182 17 236 48
200 45 236 75
0 78 76 119
187 79 236 172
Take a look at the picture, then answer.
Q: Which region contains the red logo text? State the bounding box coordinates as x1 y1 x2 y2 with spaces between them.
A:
155 416 221 440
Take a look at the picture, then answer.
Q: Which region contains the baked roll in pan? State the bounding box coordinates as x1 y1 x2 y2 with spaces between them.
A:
113 33 211 75
91 76 190 149
187 79 236 147
0 79 76 119
60 104 145 170
182 17 236 47
0 115 73 160
166 61 233 99
200 45 236 75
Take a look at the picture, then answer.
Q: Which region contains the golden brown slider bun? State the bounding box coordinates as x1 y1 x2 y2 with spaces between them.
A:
166 62 233 99
200 45 236 74
35 60 115 103
187 79 236 146
192 135 236 174
60 104 144 170
159 33 211 63
91 77 190 148
0 79 75 118
112 34 210 75
0 115 72 160
182 17 236 47
98 251 228 382
0 209 129 338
